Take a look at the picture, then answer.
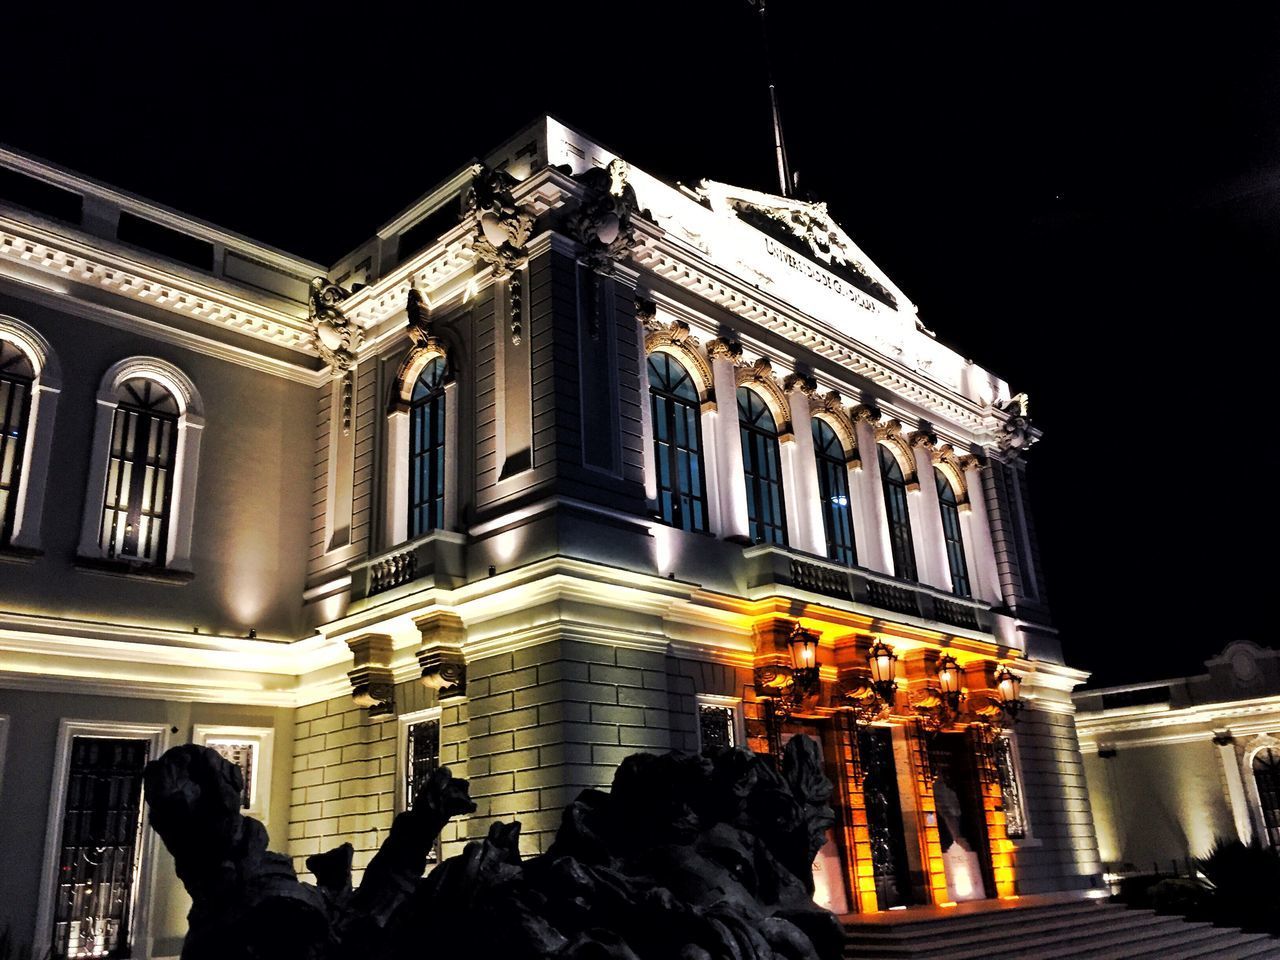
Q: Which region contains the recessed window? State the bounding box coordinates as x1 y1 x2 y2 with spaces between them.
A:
51 736 150 960
409 357 446 539
737 387 787 546
648 352 708 533
193 725 274 822
935 468 970 597
100 378 179 565
813 419 856 566
878 445 916 581
0 340 35 545
698 704 736 751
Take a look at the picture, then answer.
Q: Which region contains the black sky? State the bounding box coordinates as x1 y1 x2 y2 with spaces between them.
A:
5 1 1278 687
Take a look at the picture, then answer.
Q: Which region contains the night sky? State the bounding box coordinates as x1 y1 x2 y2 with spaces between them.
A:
6 2 1278 687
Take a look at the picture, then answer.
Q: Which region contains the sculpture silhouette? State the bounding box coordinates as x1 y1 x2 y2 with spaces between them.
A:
143 736 842 960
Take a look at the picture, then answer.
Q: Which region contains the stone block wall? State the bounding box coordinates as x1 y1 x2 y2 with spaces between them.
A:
1010 706 1103 894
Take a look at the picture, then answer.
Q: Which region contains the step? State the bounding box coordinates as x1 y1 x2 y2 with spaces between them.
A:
1189 933 1280 960
1123 927 1277 960
857 912 1205 960
1074 922 1235 960
845 906 1164 955
843 898 1122 941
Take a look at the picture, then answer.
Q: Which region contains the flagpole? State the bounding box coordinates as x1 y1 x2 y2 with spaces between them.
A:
754 0 793 197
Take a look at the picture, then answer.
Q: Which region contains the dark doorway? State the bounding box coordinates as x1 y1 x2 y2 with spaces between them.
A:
929 732 993 900
858 725 915 908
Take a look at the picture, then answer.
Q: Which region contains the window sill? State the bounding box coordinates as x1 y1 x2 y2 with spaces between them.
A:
75 555 194 585
0 543 42 564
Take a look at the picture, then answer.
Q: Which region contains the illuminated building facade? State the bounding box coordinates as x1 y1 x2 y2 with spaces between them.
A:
1077 640 1280 877
0 117 1101 958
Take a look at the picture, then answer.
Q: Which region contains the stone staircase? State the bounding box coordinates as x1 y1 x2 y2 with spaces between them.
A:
842 896 1280 959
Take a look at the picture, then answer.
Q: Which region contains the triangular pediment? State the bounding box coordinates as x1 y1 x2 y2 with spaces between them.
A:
696 180 912 315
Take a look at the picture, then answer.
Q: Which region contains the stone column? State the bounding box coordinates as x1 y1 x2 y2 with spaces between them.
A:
1215 732 1254 844
960 457 1002 605
708 340 748 541
785 383 826 556
851 406 891 573
909 433 951 592
384 408 410 547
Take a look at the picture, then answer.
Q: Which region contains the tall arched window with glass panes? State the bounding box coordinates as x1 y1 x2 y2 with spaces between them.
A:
409 357 446 538
0 340 34 546
878 445 916 581
737 387 787 546
100 378 178 565
813 419 856 565
935 468 971 597
647 352 708 533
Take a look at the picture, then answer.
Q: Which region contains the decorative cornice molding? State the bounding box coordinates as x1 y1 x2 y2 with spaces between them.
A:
0 218 315 353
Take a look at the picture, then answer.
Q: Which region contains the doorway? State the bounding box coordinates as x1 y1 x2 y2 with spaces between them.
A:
928 732 993 901
858 725 915 908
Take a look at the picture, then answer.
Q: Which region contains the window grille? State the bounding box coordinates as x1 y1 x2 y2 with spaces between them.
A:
935 469 971 597
737 388 787 546
52 737 149 960
405 719 441 832
99 378 178 565
408 358 446 539
648 353 708 533
813 419 856 566
698 705 736 751
0 340 34 545
878 446 916 581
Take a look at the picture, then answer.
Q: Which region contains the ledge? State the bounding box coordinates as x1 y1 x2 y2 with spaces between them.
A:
0 544 42 565
74 556 194 585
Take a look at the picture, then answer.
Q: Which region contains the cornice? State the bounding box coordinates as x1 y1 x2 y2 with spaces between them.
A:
1076 692 1280 741
630 226 1002 440
0 216 317 354
0 270 324 386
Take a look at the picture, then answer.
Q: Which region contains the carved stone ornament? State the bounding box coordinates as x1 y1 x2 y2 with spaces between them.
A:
567 158 641 274
308 277 361 374
850 402 881 425
998 392 1039 458
635 294 659 329
783 372 817 396
405 284 441 351
706 336 743 361
346 633 395 718
415 610 466 699
907 429 937 451
465 165 534 278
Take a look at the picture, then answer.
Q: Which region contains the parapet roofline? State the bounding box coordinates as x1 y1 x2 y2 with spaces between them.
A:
0 143 326 277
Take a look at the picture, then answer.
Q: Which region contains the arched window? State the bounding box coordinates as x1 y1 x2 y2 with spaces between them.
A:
935 468 971 597
0 316 60 552
80 357 203 572
0 340 35 545
408 357 446 539
813 419 855 565
100 378 180 565
879 445 916 580
647 353 708 533
737 387 787 546
1254 749 1280 847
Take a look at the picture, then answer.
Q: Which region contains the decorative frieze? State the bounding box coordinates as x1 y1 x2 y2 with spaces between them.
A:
346 633 395 719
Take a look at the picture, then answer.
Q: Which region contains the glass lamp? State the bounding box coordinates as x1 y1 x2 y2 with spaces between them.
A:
867 639 898 704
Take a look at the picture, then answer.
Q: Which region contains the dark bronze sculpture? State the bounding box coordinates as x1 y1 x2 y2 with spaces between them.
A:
144 736 842 960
